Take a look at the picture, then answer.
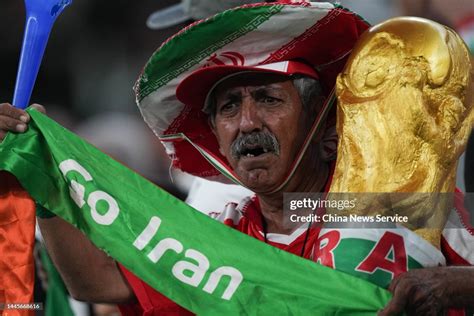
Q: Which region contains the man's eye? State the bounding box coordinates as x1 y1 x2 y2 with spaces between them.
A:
260 96 280 105
219 102 239 115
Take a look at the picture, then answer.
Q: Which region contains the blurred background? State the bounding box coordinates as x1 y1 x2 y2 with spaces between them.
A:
0 0 472 315
1 0 188 197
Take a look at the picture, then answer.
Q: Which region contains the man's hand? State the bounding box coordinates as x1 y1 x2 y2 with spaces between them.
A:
379 267 474 316
0 103 46 141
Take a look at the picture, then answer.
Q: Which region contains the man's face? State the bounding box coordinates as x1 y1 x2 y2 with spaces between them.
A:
211 73 307 192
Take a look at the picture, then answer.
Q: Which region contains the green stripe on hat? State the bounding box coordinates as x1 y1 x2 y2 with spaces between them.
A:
137 4 284 101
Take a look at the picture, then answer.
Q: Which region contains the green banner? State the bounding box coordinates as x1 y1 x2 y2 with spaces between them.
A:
0 109 391 315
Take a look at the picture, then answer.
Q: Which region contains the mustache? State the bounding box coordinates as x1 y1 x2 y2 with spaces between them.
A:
230 131 280 160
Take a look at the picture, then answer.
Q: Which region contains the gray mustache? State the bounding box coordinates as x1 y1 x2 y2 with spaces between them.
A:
231 131 280 159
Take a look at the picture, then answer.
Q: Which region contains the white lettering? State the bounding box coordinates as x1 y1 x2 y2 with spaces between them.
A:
59 159 92 208
88 191 120 225
203 267 243 300
59 158 245 301
69 180 86 207
172 249 209 287
59 159 120 226
147 238 183 263
133 216 162 250
59 159 93 181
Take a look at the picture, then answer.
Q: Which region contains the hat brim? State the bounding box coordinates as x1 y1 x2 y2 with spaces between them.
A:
176 60 319 110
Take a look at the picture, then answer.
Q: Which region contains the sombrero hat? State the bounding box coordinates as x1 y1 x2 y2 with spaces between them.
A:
135 2 370 184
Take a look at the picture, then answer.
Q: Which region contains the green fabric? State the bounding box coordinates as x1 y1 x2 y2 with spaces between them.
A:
36 203 56 218
0 109 392 315
39 246 74 316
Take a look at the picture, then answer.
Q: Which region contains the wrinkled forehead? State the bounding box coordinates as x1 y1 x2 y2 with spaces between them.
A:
211 72 295 100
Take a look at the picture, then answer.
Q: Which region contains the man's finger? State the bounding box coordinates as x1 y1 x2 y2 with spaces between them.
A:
378 281 409 316
0 103 29 122
406 285 441 316
30 103 46 114
388 274 403 293
0 123 27 141
378 297 405 316
0 117 27 133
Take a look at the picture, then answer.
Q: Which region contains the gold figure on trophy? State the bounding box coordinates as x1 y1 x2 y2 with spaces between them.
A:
330 17 474 247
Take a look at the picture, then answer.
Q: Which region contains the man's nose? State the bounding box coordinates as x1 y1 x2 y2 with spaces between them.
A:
239 98 262 133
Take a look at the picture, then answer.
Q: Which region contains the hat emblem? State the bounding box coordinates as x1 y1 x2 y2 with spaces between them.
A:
203 51 245 68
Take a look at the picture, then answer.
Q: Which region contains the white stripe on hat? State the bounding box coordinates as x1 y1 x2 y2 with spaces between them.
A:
255 61 289 72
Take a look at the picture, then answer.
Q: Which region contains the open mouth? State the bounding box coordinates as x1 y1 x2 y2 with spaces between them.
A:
231 131 280 160
240 146 270 158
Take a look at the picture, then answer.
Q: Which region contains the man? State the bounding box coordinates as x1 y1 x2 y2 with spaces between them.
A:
0 2 473 315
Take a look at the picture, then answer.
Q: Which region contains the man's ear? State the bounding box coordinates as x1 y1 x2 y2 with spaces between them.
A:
209 117 226 157
209 116 217 137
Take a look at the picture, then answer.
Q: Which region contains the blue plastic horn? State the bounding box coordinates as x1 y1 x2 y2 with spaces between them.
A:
12 0 72 109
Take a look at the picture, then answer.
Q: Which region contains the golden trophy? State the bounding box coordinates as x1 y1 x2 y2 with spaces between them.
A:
329 17 474 248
